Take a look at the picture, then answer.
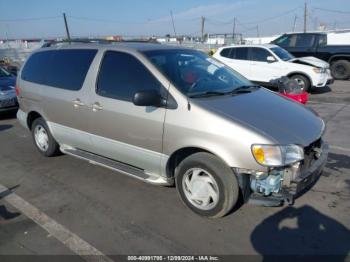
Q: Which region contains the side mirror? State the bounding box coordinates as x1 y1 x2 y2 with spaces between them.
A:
132 89 166 107
267 56 276 63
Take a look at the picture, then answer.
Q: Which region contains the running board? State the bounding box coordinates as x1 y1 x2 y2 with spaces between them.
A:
60 146 172 186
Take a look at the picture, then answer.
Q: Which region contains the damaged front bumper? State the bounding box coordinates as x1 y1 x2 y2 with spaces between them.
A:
283 141 329 202
235 141 329 207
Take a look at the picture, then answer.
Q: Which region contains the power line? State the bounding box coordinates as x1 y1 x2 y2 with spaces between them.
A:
68 16 147 24
0 16 61 22
68 15 200 25
313 7 350 14
238 6 302 25
206 18 234 26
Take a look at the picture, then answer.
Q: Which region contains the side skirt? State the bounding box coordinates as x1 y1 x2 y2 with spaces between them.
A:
60 145 173 186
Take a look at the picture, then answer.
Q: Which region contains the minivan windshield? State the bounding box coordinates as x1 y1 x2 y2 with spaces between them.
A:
270 47 295 61
143 49 253 97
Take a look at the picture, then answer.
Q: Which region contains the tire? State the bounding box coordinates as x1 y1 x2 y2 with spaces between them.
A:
289 74 311 92
31 117 60 157
175 152 239 218
330 60 350 80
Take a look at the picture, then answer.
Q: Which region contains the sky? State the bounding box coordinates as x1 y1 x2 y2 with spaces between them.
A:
0 0 350 39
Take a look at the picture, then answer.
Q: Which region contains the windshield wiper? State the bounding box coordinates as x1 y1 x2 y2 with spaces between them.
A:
189 91 227 98
230 85 260 94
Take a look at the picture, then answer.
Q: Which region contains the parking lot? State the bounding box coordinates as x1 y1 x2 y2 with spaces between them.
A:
0 81 350 259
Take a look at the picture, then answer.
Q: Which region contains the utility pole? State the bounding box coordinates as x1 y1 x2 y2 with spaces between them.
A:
292 15 297 32
63 13 71 41
303 1 307 33
232 17 236 43
170 10 177 38
201 16 205 42
256 25 260 38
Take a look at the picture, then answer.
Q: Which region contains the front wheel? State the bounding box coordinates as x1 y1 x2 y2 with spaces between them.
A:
175 152 239 218
289 74 311 92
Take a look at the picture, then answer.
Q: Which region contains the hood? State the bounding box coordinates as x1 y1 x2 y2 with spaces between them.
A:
194 88 324 146
289 56 329 68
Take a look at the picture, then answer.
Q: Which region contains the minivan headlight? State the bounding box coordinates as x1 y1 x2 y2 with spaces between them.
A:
252 144 304 167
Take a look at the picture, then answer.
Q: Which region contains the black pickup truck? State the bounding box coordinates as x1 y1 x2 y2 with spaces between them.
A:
271 33 350 80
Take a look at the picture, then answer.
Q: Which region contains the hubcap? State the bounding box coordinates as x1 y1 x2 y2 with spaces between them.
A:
34 125 49 151
335 65 346 76
182 168 219 210
293 77 306 91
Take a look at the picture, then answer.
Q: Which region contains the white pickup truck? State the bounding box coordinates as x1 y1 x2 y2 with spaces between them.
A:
213 44 333 92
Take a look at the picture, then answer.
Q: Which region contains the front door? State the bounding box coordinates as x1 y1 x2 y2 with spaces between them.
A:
87 50 167 175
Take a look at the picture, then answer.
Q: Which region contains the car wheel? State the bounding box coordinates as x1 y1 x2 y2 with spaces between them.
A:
290 74 311 92
330 60 350 80
31 117 60 157
175 152 239 218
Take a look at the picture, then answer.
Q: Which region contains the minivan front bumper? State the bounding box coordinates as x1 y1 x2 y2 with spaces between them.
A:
239 141 329 206
283 142 328 200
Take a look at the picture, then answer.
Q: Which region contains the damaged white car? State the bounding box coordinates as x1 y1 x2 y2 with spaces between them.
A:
213 44 334 92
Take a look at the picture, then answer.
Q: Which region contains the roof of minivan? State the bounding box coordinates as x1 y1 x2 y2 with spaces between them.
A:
41 42 189 52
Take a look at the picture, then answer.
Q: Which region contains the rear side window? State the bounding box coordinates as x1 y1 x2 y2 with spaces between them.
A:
96 51 163 101
234 48 249 60
21 49 97 90
46 50 97 90
220 48 231 58
220 48 236 59
250 48 271 62
21 51 52 84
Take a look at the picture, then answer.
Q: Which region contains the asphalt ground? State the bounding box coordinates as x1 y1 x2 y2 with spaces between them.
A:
0 81 349 261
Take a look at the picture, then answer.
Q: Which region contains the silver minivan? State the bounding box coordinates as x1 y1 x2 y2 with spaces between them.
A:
16 42 328 218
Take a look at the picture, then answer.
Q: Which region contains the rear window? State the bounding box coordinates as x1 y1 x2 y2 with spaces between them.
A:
21 49 97 90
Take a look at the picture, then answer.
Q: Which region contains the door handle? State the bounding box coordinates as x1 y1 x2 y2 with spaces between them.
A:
73 99 84 108
92 102 103 112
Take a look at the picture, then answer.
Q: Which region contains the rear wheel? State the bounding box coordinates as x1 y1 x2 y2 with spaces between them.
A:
175 152 239 218
31 117 60 157
289 74 311 92
330 60 350 80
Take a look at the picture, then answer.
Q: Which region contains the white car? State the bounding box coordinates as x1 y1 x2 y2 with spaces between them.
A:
213 44 333 91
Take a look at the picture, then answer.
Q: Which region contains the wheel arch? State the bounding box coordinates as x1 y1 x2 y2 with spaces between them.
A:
166 147 222 178
328 55 350 64
287 71 313 86
27 111 43 130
